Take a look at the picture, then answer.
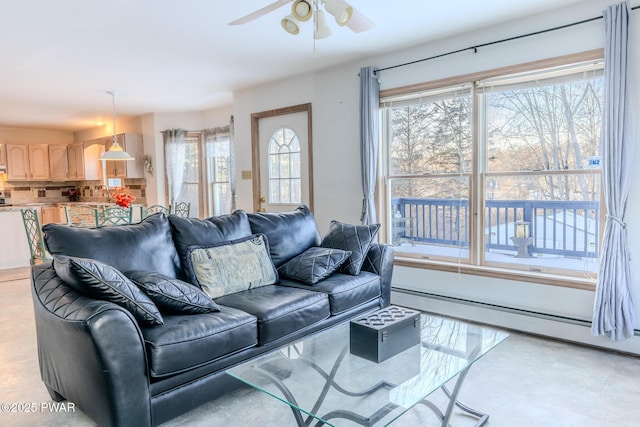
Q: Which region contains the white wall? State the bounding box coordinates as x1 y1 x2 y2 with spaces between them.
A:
0 126 73 145
234 64 368 232
232 0 640 352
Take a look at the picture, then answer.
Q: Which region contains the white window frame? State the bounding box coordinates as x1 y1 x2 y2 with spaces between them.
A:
379 50 605 289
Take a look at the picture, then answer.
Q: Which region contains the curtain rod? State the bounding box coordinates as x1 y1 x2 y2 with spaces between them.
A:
375 4 640 74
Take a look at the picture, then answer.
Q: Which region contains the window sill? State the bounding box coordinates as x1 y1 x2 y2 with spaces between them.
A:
393 255 597 291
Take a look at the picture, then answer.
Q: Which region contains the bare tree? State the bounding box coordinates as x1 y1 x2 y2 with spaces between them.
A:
487 78 602 201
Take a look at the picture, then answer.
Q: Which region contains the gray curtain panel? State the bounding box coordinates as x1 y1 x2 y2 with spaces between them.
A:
359 66 380 225
592 1 635 341
229 115 237 212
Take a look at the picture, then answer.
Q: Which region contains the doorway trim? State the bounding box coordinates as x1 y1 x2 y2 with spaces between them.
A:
251 103 314 212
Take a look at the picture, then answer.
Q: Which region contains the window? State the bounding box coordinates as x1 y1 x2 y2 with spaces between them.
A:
204 129 232 216
164 127 233 218
383 85 473 259
268 127 301 204
381 56 604 280
172 133 201 217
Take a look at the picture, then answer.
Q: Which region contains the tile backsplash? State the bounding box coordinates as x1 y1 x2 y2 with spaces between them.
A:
1 179 147 205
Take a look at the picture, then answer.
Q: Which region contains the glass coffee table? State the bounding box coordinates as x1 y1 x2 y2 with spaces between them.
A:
227 310 508 427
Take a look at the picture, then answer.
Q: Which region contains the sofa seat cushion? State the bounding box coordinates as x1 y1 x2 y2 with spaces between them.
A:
141 306 258 378
215 285 330 345
278 271 381 315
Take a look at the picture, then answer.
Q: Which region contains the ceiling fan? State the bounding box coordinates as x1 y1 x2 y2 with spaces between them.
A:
228 0 374 39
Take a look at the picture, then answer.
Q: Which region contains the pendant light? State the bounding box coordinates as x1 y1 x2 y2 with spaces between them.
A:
100 91 135 161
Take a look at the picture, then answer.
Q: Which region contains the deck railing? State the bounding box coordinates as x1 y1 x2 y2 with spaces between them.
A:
391 197 599 258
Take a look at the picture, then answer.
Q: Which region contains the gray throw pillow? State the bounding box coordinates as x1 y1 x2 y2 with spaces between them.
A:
278 247 351 285
320 221 380 276
186 234 278 299
53 255 163 326
125 270 220 314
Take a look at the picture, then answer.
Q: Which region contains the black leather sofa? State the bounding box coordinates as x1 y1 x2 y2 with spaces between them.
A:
32 206 394 426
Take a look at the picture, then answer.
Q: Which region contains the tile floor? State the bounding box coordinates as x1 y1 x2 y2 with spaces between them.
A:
1 269 639 427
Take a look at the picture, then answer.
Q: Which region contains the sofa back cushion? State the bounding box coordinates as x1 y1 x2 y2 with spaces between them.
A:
43 213 180 278
247 205 320 267
168 210 252 282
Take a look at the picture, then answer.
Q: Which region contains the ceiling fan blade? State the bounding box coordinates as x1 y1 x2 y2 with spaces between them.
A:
347 8 375 33
228 0 294 25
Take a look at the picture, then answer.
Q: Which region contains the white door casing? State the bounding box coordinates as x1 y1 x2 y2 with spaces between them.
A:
251 103 313 213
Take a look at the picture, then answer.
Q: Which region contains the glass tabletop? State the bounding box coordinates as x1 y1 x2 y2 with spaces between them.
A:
227 311 509 427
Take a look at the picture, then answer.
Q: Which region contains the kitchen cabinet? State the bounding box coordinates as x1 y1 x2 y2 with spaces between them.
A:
83 143 103 180
6 144 51 181
28 145 50 180
41 205 65 225
0 143 6 170
7 144 51 181
49 145 69 181
6 144 29 180
67 142 86 180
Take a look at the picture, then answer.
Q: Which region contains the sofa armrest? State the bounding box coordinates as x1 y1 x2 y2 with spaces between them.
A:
360 243 394 308
31 262 152 427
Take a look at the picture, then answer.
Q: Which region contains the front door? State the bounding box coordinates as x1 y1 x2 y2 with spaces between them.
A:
252 103 313 213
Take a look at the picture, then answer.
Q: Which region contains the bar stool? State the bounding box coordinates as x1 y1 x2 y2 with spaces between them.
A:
140 204 170 219
20 208 50 265
171 202 191 218
64 205 99 228
96 206 133 227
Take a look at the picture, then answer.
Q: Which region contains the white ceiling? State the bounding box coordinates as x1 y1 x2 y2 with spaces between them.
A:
0 0 588 132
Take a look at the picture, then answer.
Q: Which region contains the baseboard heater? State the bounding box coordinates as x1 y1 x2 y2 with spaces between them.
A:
392 287 640 337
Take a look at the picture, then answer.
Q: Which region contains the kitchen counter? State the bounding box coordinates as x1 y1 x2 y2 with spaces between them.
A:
0 209 31 269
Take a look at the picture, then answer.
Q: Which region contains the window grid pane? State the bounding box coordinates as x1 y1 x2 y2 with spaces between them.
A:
268 128 301 204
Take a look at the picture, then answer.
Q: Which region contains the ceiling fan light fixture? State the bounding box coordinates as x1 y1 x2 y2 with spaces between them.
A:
345 7 375 33
281 14 301 35
323 0 353 26
292 0 313 22
314 9 332 39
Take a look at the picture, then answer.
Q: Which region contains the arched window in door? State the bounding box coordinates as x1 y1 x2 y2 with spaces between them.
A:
268 128 301 204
